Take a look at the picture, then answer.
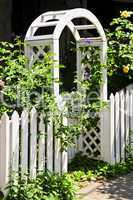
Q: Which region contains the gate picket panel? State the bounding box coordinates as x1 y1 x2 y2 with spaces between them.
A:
30 107 37 177
120 91 125 161
21 110 29 174
114 92 120 163
10 111 19 174
0 114 10 191
38 114 45 171
47 119 53 172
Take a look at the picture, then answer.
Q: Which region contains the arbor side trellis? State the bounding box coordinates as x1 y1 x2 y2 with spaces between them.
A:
25 8 107 160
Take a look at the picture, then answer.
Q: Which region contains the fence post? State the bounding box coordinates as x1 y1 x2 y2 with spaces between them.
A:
0 114 10 194
101 94 115 164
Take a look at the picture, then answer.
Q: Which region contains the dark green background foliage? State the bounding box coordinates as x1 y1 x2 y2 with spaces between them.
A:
107 11 133 94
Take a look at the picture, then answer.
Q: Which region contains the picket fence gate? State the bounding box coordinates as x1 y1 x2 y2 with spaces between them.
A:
1 89 133 193
68 89 133 165
101 89 133 164
0 108 67 193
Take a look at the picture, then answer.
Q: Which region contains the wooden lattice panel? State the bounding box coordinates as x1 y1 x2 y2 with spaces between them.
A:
82 125 101 159
28 44 51 66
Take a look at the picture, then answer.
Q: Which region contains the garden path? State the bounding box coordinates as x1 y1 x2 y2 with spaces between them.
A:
78 172 133 200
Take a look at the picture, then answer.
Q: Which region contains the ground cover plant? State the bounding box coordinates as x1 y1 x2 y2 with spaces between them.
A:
68 152 133 183
6 171 77 200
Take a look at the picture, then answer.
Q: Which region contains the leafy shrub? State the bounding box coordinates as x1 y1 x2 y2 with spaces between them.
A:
6 171 77 200
107 10 133 93
68 152 133 182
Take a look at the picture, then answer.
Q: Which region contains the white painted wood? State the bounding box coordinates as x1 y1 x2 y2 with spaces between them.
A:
114 92 120 163
100 105 110 162
74 24 96 30
10 111 20 174
21 110 29 174
38 114 45 171
30 107 37 177
25 35 54 41
25 8 107 108
0 114 10 192
109 94 115 164
53 8 106 41
61 115 68 173
129 90 133 155
100 42 107 101
47 119 53 172
125 91 130 156
54 137 61 173
33 21 58 28
25 8 106 41
61 150 68 173
120 91 125 161
53 39 59 97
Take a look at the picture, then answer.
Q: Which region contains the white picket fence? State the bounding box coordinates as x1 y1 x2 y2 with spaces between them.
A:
0 108 67 192
102 90 133 164
67 89 133 165
1 89 133 193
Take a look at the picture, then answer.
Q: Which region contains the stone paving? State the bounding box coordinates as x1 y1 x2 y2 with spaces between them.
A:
78 172 133 200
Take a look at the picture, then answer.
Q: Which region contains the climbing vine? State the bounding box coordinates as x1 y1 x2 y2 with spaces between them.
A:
0 38 106 150
56 45 107 149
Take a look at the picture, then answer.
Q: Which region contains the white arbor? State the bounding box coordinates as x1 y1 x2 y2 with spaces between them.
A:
25 8 107 161
25 8 107 100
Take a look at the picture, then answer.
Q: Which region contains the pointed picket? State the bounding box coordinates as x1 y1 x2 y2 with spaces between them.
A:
10 111 20 174
38 114 45 171
120 90 125 161
61 115 68 173
110 93 115 164
21 110 29 174
30 107 37 177
54 136 61 173
125 90 130 157
47 119 53 172
0 114 10 192
114 92 120 163
129 90 133 154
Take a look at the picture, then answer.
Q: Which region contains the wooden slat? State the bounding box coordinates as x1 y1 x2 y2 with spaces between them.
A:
54 137 61 173
125 91 130 157
32 21 58 28
61 115 68 173
74 24 96 30
129 90 133 155
114 92 120 163
110 93 115 164
30 107 37 177
0 114 10 192
38 114 45 171
21 110 29 174
10 111 20 174
120 91 125 161
47 119 53 172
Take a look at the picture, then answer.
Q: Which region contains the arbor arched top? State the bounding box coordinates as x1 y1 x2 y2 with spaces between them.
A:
25 8 106 42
